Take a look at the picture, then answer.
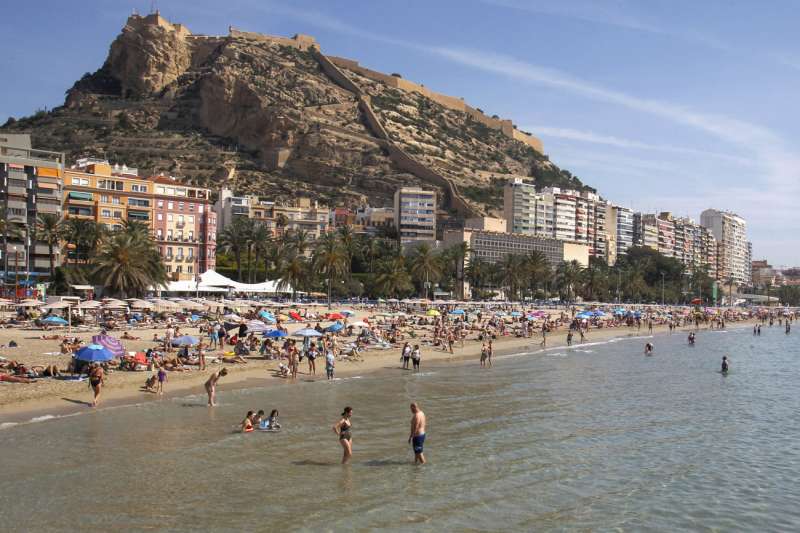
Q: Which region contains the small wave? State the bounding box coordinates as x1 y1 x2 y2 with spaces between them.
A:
0 422 19 430
30 414 57 423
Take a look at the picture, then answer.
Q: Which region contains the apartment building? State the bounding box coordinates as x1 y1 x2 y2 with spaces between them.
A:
215 189 330 238
614 205 635 260
354 206 394 234
0 134 64 282
633 213 659 251
394 187 436 243
700 209 750 285
63 159 152 233
655 215 675 258
151 175 216 280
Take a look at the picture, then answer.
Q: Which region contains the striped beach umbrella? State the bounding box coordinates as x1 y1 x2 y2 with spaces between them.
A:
92 334 125 358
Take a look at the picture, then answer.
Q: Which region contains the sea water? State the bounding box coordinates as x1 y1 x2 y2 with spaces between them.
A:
1 325 799 531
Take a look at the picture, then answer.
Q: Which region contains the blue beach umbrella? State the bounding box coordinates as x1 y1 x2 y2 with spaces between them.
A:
576 312 593 319
75 344 115 362
172 335 200 346
42 316 68 325
593 310 606 317
325 322 344 333
340 310 355 316
263 329 288 338
449 309 466 315
509 311 522 317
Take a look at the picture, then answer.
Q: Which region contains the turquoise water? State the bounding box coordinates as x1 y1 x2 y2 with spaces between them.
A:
1 324 799 531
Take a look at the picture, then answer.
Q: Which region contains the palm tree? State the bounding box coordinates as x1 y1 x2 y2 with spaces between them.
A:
523 250 550 299
91 232 167 298
290 229 311 256
362 236 386 273
372 255 413 297
408 243 442 298
556 260 584 303
275 213 289 235
276 251 308 301
36 213 62 278
337 225 358 276
249 222 271 283
725 275 735 306
218 217 251 281
312 232 349 308
581 258 607 302
120 219 151 243
500 254 525 300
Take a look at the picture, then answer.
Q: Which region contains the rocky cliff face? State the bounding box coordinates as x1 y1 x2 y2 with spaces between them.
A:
2 14 590 213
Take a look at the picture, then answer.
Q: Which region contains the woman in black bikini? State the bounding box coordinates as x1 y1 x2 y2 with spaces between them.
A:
89 363 104 407
332 406 353 464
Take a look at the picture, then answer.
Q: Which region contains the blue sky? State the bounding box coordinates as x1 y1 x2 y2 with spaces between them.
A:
1 0 798 265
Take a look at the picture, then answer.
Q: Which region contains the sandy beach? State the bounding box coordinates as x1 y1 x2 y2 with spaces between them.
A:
0 312 752 424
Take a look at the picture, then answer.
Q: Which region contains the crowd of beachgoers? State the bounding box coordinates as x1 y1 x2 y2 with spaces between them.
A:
0 296 796 411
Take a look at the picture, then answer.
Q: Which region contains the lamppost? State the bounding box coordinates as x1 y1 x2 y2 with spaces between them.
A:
12 245 18 301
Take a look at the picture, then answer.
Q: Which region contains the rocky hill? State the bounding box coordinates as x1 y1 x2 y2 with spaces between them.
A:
1 12 590 216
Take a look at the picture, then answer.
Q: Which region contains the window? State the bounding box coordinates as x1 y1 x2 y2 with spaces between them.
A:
187 266 193 274
71 177 89 186
100 195 110 203
158 200 164 208
113 211 122 219
131 184 148 193
128 198 150 207
189 203 195 211
188 216 194 224
188 247 194 259
179 202 184 211
167 214 173 222
166 265 172 273
157 186 166 195
156 213 163 221
198 205 204 213
176 266 183 273
178 215 185 224
177 247 184 259
156 229 163 238
112 197 121 205
101 209 111 217
167 202 174 210
188 231 194 240
167 247 173 258
167 230 173 240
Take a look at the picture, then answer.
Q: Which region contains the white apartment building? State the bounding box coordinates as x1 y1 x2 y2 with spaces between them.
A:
700 209 750 285
615 206 635 258
394 187 436 243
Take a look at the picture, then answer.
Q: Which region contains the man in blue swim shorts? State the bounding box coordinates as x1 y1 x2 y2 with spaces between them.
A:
408 402 427 465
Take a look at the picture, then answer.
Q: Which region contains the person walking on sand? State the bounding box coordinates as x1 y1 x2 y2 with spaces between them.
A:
480 343 488 368
198 341 206 371
401 342 411 369
88 363 104 407
204 368 228 406
408 402 427 465
487 340 493 368
333 406 354 464
326 349 335 380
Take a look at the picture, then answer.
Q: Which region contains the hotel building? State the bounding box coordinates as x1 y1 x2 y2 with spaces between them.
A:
215 189 330 239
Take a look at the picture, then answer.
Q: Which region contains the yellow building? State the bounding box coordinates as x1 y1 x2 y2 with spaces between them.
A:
63 159 153 231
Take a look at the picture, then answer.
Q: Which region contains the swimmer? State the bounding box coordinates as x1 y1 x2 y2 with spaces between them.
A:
241 411 254 432
252 410 265 428
266 409 281 430
721 356 729 373
408 402 427 465
688 332 695 345
644 342 654 355
333 406 353 464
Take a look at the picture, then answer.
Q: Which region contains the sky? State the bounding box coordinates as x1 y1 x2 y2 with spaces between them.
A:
1 0 798 265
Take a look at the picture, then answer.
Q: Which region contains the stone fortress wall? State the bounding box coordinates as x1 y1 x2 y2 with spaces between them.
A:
326 57 543 153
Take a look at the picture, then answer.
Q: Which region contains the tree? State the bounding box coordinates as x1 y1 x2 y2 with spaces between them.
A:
337 225 358 276
276 251 308 301
249 222 271 283
35 213 62 278
91 232 167 298
218 217 252 281
408 243 442 298
289 229 311 256
372 255 413 297
556 260 584 303
500 254 526 300
312 232 349 308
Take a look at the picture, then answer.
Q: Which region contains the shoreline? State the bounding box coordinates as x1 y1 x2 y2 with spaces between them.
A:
0 320 754 426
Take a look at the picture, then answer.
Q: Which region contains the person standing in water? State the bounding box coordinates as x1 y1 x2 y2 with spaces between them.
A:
644 342 654 355
487 340 493 368
333 406 353 464
204 368 228 406
88 363 104 407
721 356 730 373
408 402 427 465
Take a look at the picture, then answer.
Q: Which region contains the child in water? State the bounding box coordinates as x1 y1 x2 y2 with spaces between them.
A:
265 409 281 430
721 356 729 373
241 411 254 432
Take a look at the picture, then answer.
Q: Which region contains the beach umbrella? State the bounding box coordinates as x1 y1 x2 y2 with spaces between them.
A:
426 309 440 317
593 310 606 317
17 299 42 307
326 312 345 320
509 311 522 317
75 344 115 362
450 309 466 315
340 310 355 316
263 329 288 338
76 300 102 310
172 335 200 346
350 321 369 327
42 316 68 325
246 319 269 333
223 313 241 321
325 322 344 333
289 311 303 321
41 301 71 310
92 334 125 357
293 328 323 337
691 298 702 305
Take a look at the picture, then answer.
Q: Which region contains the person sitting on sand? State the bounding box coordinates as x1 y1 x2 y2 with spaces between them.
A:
223 353 248 364
121 331 140 340
29 364 61 378
143 374 158 392
0 372 35 383
40 334 61 340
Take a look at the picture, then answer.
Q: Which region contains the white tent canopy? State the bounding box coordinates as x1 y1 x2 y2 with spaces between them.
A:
159 270 290 294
